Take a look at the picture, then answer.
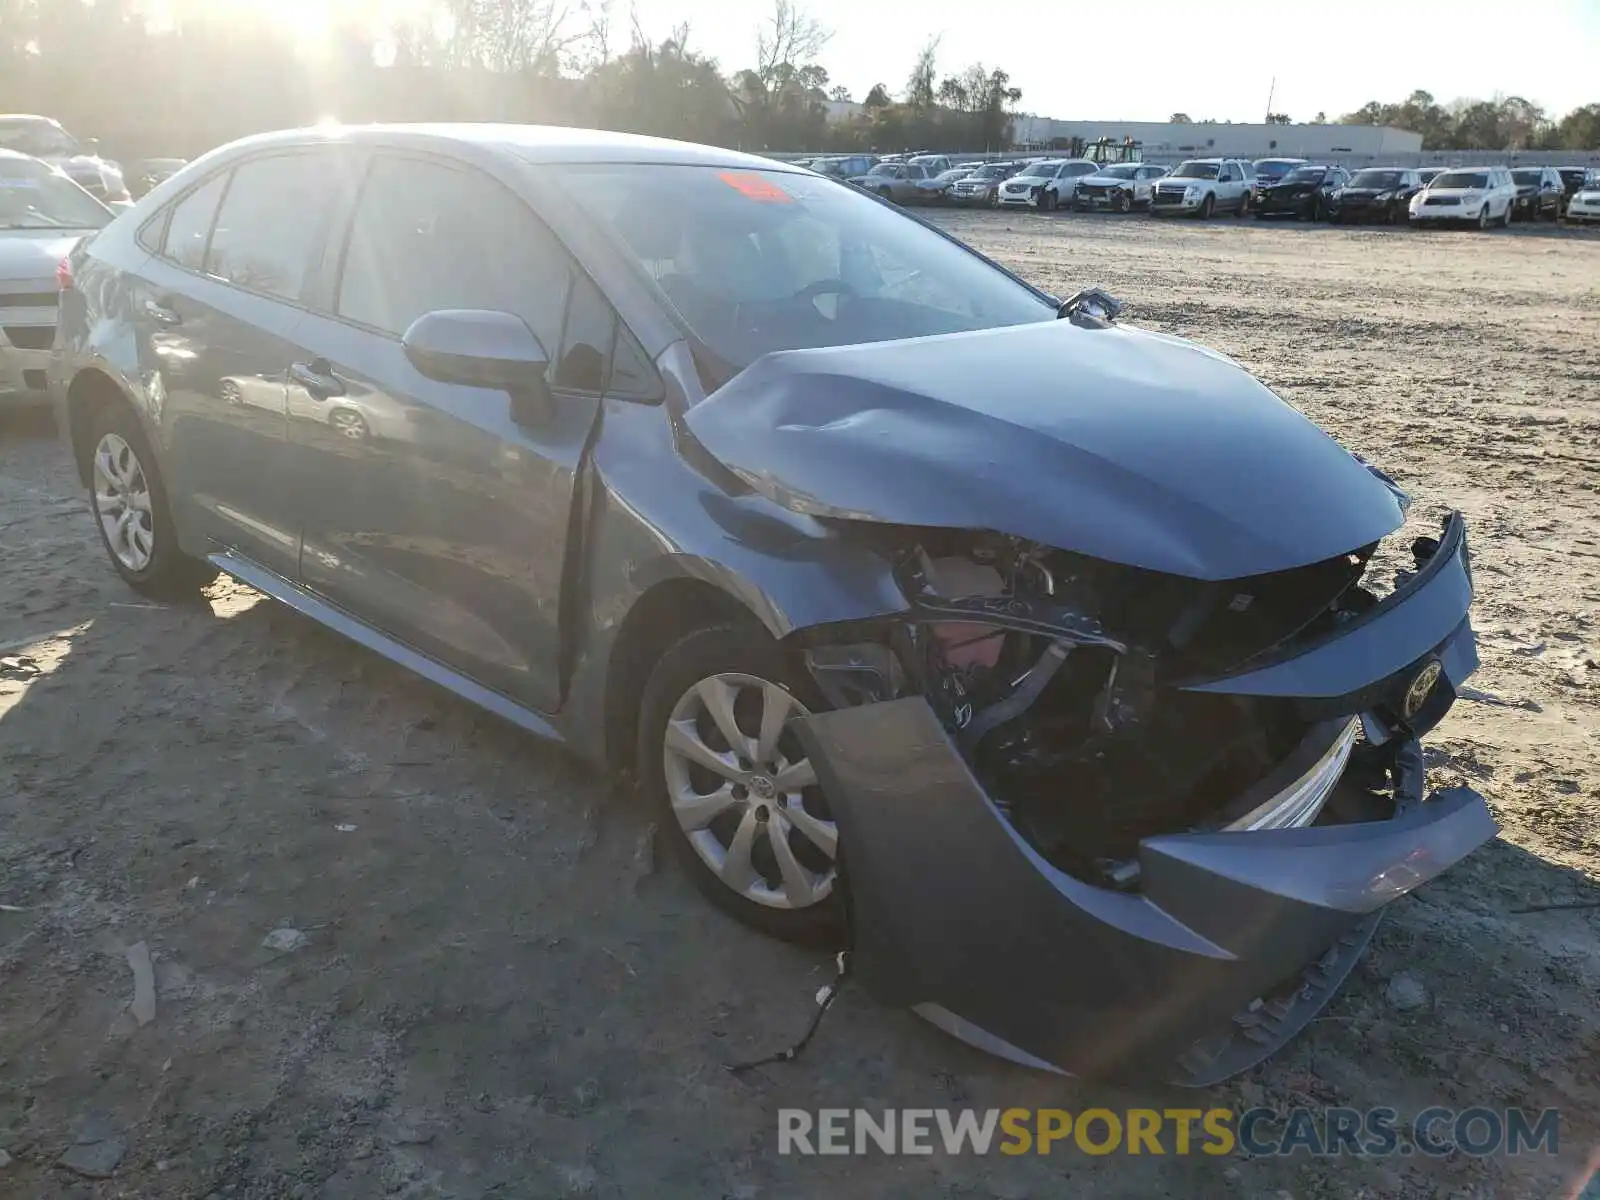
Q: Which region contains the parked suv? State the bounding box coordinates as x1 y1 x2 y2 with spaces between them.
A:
849 161 930 204
1328 167 1423 225
1073 163 1169 212
1509 166 1563 221
947 161 1023 206
997 159 1099 211
1409 167 1517 229
1149 158 1252 218
1254 163 1350 221
1565 170 1600 223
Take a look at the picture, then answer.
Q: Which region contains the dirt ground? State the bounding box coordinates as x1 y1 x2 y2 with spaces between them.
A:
2 211 1598 1200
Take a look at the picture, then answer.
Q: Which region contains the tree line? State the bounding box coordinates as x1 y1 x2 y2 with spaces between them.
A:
2 3 1593 159
1340 91 1598 151
0 0 1024 159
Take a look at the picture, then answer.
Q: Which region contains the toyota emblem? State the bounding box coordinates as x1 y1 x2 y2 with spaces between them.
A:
1403 659 1443 720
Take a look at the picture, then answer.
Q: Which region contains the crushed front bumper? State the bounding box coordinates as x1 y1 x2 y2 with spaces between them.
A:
797 513 1496 1084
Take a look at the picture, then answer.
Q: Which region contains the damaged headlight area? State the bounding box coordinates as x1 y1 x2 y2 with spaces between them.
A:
800 521 1443 887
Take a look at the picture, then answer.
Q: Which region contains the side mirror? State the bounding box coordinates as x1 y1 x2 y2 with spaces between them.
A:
403 309 552 423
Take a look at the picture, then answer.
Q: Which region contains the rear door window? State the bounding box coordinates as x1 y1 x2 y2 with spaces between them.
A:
335 154 572 351
204 153 340 301
161 173 227 273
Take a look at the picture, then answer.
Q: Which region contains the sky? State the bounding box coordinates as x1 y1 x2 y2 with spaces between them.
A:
624 0 1600 121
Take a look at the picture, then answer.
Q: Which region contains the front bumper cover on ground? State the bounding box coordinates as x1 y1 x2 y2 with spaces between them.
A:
795 513 1496 1084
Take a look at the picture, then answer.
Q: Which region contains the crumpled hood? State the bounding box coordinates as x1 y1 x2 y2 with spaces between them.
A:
683 320 1406 581
0 231 89 281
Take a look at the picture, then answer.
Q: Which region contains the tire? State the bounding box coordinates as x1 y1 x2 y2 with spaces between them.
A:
1197 193 1215 219
638 623 845 946
877 186 893 202
1116 190 1132 214
1236 190 1250 217
328 407 369 441
1478 207 1491 231
85 402 218 599
1500 203 1512 229
1310 197 1325 222
1039 188 1057 212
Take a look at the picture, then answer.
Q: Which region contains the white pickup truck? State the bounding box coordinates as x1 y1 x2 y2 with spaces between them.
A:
1148 158 1253 218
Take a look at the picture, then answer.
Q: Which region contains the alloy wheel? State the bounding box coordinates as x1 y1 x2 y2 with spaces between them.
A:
330 410 368 441
92 432 156 573
661 672 837 910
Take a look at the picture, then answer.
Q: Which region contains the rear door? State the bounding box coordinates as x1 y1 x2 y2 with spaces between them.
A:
141 150 345 575
285 151 606 711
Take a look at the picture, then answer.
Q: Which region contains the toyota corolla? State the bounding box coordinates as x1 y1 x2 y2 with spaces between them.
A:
51 125 1495 1085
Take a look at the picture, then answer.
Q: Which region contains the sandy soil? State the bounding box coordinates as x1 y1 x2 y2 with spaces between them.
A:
1 212 1597 1200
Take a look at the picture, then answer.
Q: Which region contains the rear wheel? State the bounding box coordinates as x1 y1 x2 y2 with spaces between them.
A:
638 623 844 945
86 403 217 599
1236 190 1250 216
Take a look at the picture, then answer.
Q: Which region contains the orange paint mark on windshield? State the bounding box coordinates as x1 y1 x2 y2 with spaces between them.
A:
717 171 794 203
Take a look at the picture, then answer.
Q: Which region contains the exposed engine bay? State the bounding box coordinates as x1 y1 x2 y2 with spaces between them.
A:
805 523 1445 886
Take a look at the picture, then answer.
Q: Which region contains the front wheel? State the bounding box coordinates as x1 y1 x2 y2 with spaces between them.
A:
1197 193 1215 219
638 623 844 945
86 403 218 599
1116 190 1133 213
1039 188 1057 212
1478 207 1491 230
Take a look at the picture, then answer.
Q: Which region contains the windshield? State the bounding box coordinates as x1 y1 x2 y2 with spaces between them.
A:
1097 165 1140 179
1253 160 1300 177
555 164 1055 376
0 158 111 229
865 164 899 177
971 164 1009 179
1511 169 1541 185
1349 169 1402 188
1434 172 1488 190
1016 161 1061 178
1282 167 1327 184
1171 162 1219 180
0 120 82 158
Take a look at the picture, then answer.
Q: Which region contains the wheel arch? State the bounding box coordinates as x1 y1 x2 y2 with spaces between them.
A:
66 368 139 487
601 575 766 777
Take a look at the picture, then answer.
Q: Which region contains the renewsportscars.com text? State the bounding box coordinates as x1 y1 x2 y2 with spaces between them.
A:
777 1107 1560 1157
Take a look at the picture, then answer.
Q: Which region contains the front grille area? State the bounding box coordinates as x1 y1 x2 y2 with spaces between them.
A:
1423 196 1453 206
1152 190 1186 206
3 325 54 350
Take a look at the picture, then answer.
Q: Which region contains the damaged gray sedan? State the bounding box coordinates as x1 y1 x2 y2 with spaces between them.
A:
54 126 1495 1086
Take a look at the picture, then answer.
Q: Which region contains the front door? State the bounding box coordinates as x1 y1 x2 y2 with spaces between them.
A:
287 152 606 712
144 150 344 576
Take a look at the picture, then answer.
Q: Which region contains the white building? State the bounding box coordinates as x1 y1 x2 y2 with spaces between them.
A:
1008 117 1422 159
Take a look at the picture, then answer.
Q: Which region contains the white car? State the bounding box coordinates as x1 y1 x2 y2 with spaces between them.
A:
1408 167 1517 229
996 159 1100 211
1148 158 1253 218
1073 163 1170 212
1565 172 1600 224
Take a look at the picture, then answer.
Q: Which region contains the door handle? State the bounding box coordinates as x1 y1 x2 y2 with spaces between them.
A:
143 296 181 326
289 358 346 400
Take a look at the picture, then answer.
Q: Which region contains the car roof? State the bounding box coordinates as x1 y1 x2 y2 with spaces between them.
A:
0 147 36 162
207 123 806 173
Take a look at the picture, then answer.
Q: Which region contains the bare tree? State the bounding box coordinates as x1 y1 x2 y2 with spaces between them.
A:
904 35 939 111
754 0 829 93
